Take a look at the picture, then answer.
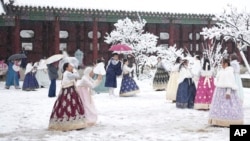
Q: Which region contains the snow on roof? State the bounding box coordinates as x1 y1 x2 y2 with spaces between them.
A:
1 0 250 15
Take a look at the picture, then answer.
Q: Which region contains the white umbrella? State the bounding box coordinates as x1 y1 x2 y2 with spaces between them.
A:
59 57 79 72
46 54 64 64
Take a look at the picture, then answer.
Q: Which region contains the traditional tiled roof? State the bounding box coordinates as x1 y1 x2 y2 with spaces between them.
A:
0 0 215 26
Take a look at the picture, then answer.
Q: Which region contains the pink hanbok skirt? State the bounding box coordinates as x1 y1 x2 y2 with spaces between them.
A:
194 76 215 110
77 86 98 127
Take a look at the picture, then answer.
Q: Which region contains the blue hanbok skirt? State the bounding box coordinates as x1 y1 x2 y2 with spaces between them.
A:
22 72 39 91
119 74 139 97
176 78 196 108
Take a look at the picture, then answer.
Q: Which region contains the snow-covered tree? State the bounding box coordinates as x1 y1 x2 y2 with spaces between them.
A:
202 43 228 70
156 44 184 71
105 17 158 78
201 5 250 73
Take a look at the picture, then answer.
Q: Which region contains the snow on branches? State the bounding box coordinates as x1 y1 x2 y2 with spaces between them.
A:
105 17 158 55
202 43 228 70
104 17 159 79
201 5 250 49
156 44 184 71
201 5 250 73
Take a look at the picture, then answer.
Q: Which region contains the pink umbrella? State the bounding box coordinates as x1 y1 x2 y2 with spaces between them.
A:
109 44 132 52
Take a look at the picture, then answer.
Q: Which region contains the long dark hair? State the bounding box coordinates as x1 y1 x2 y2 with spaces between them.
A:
175 57 181 64
202 58 211 71
96 58 104 64
179 59 188 71
63 62 69 73
123 59 128 65
222 58 231 66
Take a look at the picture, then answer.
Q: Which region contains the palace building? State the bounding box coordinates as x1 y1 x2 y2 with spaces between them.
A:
0 0 247 65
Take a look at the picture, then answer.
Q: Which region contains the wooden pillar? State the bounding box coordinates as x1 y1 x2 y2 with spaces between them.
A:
191 24 196 55
169 21 174 46
12 16 20 54
92 18 98 62
207 20 212 47
53 16 60 55
179 24 183 49
76 23 81 50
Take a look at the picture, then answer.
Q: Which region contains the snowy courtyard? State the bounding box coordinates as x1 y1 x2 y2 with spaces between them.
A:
0 77 249 141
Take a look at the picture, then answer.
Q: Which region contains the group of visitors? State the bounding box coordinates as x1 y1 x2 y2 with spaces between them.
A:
159 54 244 127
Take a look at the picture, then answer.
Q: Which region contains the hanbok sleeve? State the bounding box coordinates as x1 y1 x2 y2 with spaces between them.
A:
231 61 240 73
66 69 79 80
78 76 98 88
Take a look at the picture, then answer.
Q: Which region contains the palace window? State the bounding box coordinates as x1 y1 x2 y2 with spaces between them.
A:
159 32 169 40
20 30 34 38
196 44 199 51
190 44 193 51
188 33 200 40
159 44 169 48
90 43 100 51
59 43 67 51
59 31 69 38
20 30 34 50
21 43 33 51
88 31 101 39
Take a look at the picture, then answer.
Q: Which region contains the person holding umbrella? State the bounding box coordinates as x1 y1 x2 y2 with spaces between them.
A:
47 62 59 97
105 53 122 96
46 54 63 97
5 59 21 89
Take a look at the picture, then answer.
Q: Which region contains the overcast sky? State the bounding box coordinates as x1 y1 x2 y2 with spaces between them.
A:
2 0 250 14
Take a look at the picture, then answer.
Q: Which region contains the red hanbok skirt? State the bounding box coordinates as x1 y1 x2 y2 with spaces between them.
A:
48 85 87 131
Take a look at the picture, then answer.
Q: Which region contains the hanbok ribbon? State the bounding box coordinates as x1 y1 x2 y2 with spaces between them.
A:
203 76 211 88
203 63 211 88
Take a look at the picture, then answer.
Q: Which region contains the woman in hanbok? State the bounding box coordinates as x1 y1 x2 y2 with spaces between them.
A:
176 59 196 109
230 54 244 103
191 55 201 88
22 62 39 91
93 58 109 94
77 67 98 127
105 53 122 96
48 63 87 131
208 58 243 127
5 59 21 89
194 58 215 110
166 57 182 102
153 57 169 91
36 59 50 88
119 59 140 97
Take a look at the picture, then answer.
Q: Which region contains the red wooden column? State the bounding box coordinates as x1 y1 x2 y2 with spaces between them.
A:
207 20 212 47
12 16 20 53
92 17 98 62
169 21 174 46
53 16 60 55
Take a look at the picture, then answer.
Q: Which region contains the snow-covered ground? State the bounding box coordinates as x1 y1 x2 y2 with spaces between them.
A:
0 77 249 141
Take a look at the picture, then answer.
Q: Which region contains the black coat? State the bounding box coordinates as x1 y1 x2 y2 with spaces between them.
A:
47 64 58 80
